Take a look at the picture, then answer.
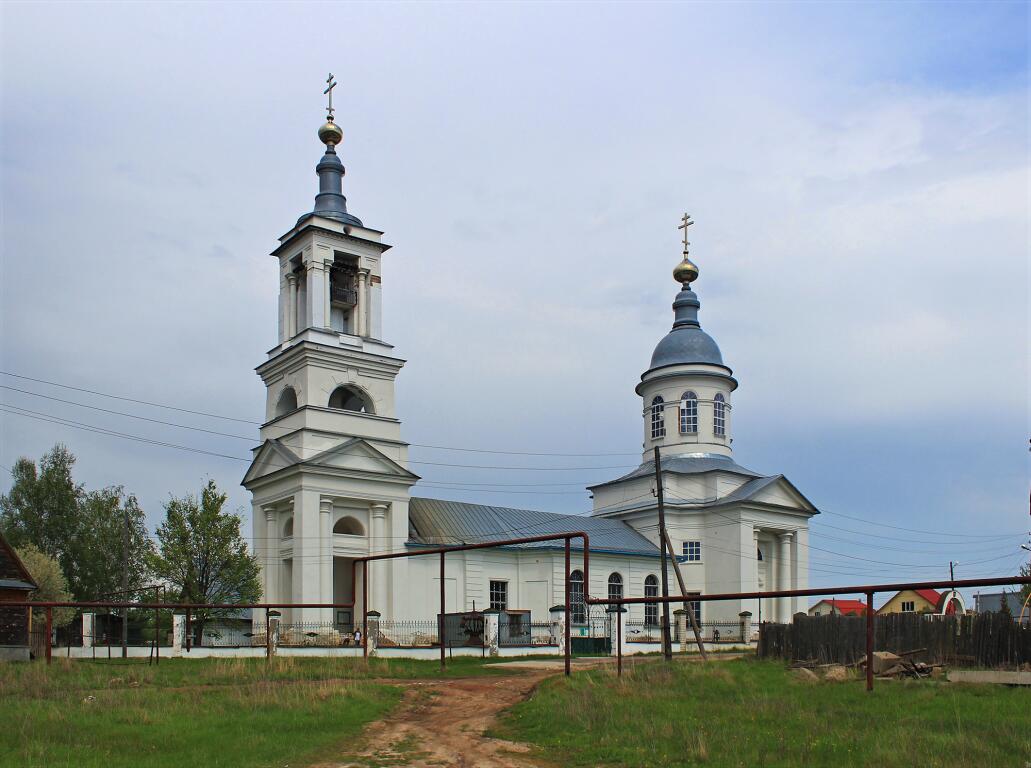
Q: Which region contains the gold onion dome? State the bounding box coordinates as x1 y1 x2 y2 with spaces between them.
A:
673 256 699 285
318 119 343 146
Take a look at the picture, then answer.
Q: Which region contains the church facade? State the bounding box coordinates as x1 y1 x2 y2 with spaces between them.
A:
242 105 818 634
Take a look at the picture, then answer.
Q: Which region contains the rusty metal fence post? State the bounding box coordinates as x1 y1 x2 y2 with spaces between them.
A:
865 591 874 692
564 537 571 676
439 551 447 672
45 606 52 665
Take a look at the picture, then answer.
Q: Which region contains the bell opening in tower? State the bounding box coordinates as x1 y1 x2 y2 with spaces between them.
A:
329 257 358 334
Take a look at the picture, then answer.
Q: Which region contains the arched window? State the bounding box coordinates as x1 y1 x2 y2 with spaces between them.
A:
757 547 764 561
607 573 623 604
569 570 586 624
679 391 698 434
713 393 726 436
328 385 374 414
275 387 298 417
282 517 294 539
332 516 364 536
650 396 666 439
644 575 659 626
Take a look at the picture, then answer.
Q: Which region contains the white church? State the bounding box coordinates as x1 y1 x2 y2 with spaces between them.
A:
242 101 818 636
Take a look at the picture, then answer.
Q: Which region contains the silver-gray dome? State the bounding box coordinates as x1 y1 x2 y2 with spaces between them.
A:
649 326 723 369
646 286 725 371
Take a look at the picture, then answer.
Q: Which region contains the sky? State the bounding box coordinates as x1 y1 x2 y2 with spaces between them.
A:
1 1 1028 606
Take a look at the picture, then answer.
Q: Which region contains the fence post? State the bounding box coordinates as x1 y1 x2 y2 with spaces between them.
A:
185 610 192 653
483 609 500 657
362 560 369 660
82 613 94 651
865 591 874 692
171 614 184 658
550 604 567 659
367 610 381 658
439 551 446 672
564 538 571 676
45 606 52 665
739 611 752 643
673 608 687 652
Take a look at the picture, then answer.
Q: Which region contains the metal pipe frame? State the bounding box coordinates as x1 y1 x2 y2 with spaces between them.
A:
600 574 1030 691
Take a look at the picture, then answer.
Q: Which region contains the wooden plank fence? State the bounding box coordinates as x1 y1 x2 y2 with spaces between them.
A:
758 613 1031 668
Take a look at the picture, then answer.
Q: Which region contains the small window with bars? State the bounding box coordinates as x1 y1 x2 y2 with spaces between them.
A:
682 540 701 562
489 580 508 611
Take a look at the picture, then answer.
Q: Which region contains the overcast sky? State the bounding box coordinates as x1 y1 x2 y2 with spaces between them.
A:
2 2 1028 601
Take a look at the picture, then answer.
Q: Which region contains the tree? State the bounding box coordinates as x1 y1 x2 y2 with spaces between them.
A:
0 446 81 570
149 480 261 645
0 447 153 600
1020 560 1030 612
16 544 75 626
70 488 153 600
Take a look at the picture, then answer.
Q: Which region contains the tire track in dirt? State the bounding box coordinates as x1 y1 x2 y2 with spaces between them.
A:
325 671 550 768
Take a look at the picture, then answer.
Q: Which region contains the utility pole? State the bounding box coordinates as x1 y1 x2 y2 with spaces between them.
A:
950 561 955 582
121 505 129 658
653 447 673 661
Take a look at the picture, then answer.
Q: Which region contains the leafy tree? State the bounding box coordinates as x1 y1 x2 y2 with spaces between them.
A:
0 445 81 569
16 544 75 626
149 480 261 645
1020 559 1030 612
0 447 153 600
997 589 1013 621
70 488 153 600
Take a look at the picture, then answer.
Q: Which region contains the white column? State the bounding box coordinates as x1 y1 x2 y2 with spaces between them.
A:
794 527 808 617
263 505 278 604
320 497 333 625
356 271 369 337
309 261 327 329
370 503 389 613
286 274 298 338
753 527 762 622
779 532 794 623
323 261 332 329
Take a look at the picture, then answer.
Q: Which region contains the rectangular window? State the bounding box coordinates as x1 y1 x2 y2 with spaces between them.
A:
901 600 915 612
489 580 508 611
688 598 701 626
682 541 701 562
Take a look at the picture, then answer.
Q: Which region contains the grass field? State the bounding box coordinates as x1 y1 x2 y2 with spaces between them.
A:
0 655 508 768
495 658 1031 767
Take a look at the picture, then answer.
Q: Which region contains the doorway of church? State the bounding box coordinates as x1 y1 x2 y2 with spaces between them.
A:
333 556 362 633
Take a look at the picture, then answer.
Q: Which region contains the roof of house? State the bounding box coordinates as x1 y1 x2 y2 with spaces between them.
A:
814 599 867 615
0 534 37 591
589 453 761 489
914 589 941 607
407 497 661 558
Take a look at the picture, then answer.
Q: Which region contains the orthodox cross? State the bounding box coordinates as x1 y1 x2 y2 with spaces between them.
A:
324 73 337 120
678 213 694 253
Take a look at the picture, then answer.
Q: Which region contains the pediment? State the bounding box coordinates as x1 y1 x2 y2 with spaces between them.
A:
242 440 301 486
303 438 419 480
749 476 818 513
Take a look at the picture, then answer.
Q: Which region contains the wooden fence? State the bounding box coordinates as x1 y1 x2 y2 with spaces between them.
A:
758 613 1031 667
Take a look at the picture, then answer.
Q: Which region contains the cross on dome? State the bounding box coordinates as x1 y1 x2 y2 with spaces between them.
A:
678 213 694 254
324 73 337 121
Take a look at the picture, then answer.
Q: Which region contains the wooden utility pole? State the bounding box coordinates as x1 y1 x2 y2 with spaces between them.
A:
653 447 673 661
661 528 708 660
121 505 129 658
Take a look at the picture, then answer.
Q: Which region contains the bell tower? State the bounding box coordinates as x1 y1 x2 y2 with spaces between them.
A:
243 76 417 626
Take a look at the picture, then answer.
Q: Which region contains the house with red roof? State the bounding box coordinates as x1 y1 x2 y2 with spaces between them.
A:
877 588 942 615
808 598 868 617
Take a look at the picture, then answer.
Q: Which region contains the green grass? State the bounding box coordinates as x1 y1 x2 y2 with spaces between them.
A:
0 655 509 768
495 658 1031 767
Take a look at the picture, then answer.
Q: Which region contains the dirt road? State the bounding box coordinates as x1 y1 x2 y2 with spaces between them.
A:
328 671 550 768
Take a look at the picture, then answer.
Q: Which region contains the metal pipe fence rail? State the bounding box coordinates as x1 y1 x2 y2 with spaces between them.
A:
597 574 1031 690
